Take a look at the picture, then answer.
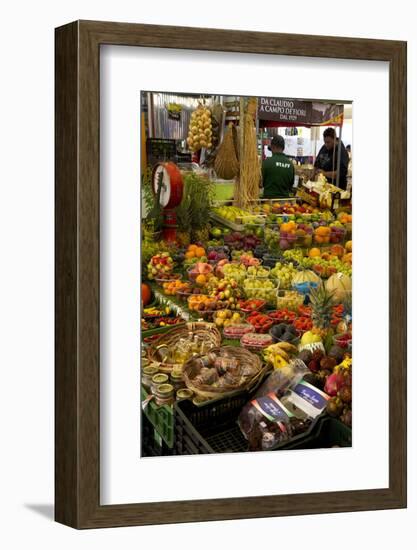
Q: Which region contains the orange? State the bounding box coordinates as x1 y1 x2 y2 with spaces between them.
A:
343 253 352 265
308 248 321 258
315 235 324 244
316 226 327 237
330 244 345 258
195 247 206 258
185 251 195 260
195 274 207 286
188 244 198 252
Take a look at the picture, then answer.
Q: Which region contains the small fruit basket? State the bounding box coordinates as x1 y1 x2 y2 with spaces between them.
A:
223 323 255 341
242 278 279 307
245 265 270 279
154 273 183 286
221 262 247 283
246 312 274 334
238 299 267 314
313 225 346 246
162 279 189 296
278 222 313 250
206 246 230 265
240 332 273 352
293 316 313 333
176 286 202 302
276 289 304 311
268 309 297 324
328 225 347 244
269 323 299 345
298 304 312 317
187 295 232 320
213 309 246 330
187 264 214 286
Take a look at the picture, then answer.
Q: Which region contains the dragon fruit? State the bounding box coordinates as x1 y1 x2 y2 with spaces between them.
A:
324 372 346 397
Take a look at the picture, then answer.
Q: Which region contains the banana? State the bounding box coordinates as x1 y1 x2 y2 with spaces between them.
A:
272 347 290 362
272 354 288 369
277 342 298 354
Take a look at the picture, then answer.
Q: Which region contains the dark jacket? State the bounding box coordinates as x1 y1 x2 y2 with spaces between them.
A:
314 140 349 189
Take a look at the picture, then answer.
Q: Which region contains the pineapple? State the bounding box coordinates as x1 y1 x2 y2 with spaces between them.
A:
175 193 191 247
310 286 336 340
192 226 209 244
176 231 190 247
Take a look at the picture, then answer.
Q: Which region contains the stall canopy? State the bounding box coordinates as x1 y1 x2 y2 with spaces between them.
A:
258 97 344 127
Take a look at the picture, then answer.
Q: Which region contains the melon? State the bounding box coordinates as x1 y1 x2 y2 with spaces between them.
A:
293 270 322 286
325 273 352 301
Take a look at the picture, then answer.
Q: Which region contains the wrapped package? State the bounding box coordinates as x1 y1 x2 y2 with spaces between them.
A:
238 392 310 451
238 369 329 451
252 359 309 399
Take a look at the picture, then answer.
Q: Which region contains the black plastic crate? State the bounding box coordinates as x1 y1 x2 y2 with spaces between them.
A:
281 415 352 450
174 393 326 455
175 394 250 455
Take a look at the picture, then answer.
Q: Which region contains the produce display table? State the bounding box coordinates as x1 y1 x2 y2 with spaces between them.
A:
141 200 352 456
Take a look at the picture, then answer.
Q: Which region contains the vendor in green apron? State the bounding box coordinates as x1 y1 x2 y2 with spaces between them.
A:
261 135 295 199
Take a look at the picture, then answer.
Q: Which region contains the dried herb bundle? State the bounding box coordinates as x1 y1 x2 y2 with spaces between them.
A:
235 110 260 208
214 123 239 180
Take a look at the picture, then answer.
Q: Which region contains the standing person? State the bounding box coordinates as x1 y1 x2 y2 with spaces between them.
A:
314 127 349 190
261 135 295 199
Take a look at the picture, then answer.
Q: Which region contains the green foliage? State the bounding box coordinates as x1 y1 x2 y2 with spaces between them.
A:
176 171 214 232
141 165 163 232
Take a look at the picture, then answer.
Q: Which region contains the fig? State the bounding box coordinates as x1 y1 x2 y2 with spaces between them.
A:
312 349 325 362
328 345 345 363
320 356 337 371
326 397 343 417
307 359 320 373
339 385 352 404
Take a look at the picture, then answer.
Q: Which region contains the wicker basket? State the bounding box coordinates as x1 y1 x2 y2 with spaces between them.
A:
183 346 265 400
146 322 221 374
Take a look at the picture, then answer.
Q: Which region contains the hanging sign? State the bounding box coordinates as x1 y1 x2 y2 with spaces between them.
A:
258 97 344 126
258 97 312 124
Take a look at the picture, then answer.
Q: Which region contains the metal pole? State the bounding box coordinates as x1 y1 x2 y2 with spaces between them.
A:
336 122 343 188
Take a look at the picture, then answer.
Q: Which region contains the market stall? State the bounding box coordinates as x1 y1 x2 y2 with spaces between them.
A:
141 93 352 457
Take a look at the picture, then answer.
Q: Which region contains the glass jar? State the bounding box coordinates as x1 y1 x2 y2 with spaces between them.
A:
154 383 175 406
176 388 193 400
141 365 159 391
151 373 169 394
170 370 185 392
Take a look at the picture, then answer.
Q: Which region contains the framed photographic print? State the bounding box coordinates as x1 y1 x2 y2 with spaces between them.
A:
55 20 407 528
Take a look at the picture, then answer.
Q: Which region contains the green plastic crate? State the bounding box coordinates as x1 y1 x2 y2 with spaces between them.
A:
141 413 175 457
141 386 174 448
